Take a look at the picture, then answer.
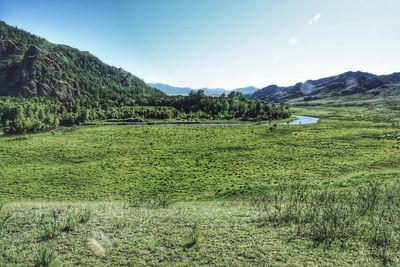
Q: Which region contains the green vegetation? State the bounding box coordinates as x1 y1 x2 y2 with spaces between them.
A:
33 246 57 267
252 182 400 264
2 15 400 267
0 21 162 99
0 107 399 265
0 92 290 134
0 21 291 135
0 107 398 201
2 194 400 266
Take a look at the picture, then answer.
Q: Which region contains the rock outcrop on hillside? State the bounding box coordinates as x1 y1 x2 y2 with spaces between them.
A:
0 21 164 99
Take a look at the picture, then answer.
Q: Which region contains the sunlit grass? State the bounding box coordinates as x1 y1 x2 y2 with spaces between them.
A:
0 107 399 265
0 108 399 202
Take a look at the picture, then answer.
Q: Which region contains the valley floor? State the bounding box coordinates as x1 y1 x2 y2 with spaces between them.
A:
0 106 399 265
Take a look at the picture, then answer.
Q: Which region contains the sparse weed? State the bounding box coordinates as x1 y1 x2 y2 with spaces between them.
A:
62 212 78 232
253 182 400 263
40 208 62 240
306 190 357 248
367 209 396 264
77 208 92 224
185 223 200 249
127 194 172 209
252 181 309 226
33 246 57 267
357 182 382 215
41 221 61 240
112 217 130 230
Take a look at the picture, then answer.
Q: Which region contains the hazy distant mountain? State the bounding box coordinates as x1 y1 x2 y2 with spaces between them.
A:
147 83 192 95
251 71 400 104
0 21 163 98
233 86 259 95
148 83 258 96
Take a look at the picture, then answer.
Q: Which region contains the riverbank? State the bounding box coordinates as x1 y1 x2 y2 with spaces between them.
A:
84 115 318 127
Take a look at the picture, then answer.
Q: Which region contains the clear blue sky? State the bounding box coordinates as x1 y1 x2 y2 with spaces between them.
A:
1 0 399 89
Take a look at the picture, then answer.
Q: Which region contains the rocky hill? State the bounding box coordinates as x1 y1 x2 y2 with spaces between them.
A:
0 21 164 99
252 71 400 105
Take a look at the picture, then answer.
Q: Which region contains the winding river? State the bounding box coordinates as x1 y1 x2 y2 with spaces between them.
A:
0 116 319 136
288 115 319 125
113 115 319 127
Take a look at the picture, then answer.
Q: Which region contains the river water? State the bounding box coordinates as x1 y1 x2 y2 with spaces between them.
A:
113 115 319 127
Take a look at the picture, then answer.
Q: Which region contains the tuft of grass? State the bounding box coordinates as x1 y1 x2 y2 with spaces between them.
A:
62 212 78 232
40 208 62 240
112 217 130 230
77 208 92 224
33 246 57 267
185 223 200 249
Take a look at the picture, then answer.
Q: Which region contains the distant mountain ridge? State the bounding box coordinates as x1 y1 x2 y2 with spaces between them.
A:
0 21 164 98
148 83 259 96
251 71 400 104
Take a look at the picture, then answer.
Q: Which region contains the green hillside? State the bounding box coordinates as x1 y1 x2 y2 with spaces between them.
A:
0 21 164 99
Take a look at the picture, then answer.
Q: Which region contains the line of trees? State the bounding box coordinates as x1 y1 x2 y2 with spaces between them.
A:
145 90 291 121
0 91 290 134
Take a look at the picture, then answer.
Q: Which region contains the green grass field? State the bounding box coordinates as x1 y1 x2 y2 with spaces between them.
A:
1 107 399 202
1 107 400 266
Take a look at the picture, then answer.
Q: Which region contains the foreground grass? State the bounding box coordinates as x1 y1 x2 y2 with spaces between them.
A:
0 109 399 201
0 199 394 266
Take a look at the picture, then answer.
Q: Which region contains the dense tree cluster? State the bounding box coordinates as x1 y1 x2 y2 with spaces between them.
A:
150 90 290 120
0 97 175 134
0 91 290 134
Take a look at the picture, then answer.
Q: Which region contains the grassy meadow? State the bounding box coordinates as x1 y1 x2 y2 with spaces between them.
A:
1 107 400 266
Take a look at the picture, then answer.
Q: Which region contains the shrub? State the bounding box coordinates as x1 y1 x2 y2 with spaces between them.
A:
367 209 396 264
305 190 357 248
252 182 400 262
357 182 382 215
